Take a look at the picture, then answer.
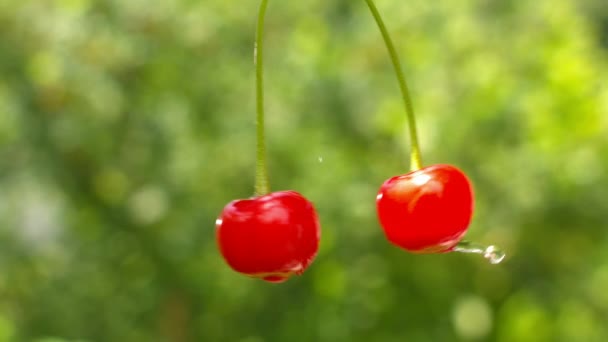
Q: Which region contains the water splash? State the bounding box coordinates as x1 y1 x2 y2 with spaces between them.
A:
452 240 506 264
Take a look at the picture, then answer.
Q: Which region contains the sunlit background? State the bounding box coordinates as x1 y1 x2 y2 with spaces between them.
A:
1 0 608 341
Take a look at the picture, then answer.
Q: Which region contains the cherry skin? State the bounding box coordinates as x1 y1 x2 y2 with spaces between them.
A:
216 190 320 283
376 164 473 253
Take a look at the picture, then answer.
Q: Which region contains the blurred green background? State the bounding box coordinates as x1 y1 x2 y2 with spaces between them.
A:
1 0 608 341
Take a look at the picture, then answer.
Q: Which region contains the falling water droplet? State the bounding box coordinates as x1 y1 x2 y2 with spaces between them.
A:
483 245 505 264
452 240 506 265
318 156 323 163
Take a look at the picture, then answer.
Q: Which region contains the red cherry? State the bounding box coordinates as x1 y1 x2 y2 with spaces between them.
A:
216 190 321 283
376 164 473 253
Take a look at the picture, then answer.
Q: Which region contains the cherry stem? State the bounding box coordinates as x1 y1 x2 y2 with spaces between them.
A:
452 240 506 264
254 0 270 195
364 0 422 171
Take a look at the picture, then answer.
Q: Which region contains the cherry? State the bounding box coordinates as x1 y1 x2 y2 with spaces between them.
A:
216 0 322 282
216 191 320 283
365 0 504 262
376 164 473 253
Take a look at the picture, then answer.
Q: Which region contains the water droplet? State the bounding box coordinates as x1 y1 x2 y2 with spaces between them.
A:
452 241 506 265
318 156 323 163
483 246 506 264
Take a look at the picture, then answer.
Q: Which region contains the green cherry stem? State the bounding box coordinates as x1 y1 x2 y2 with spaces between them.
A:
254 0 270 195
364 0 422 171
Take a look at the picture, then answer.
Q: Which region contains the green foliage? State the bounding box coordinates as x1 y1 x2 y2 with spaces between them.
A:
1 0 607 340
